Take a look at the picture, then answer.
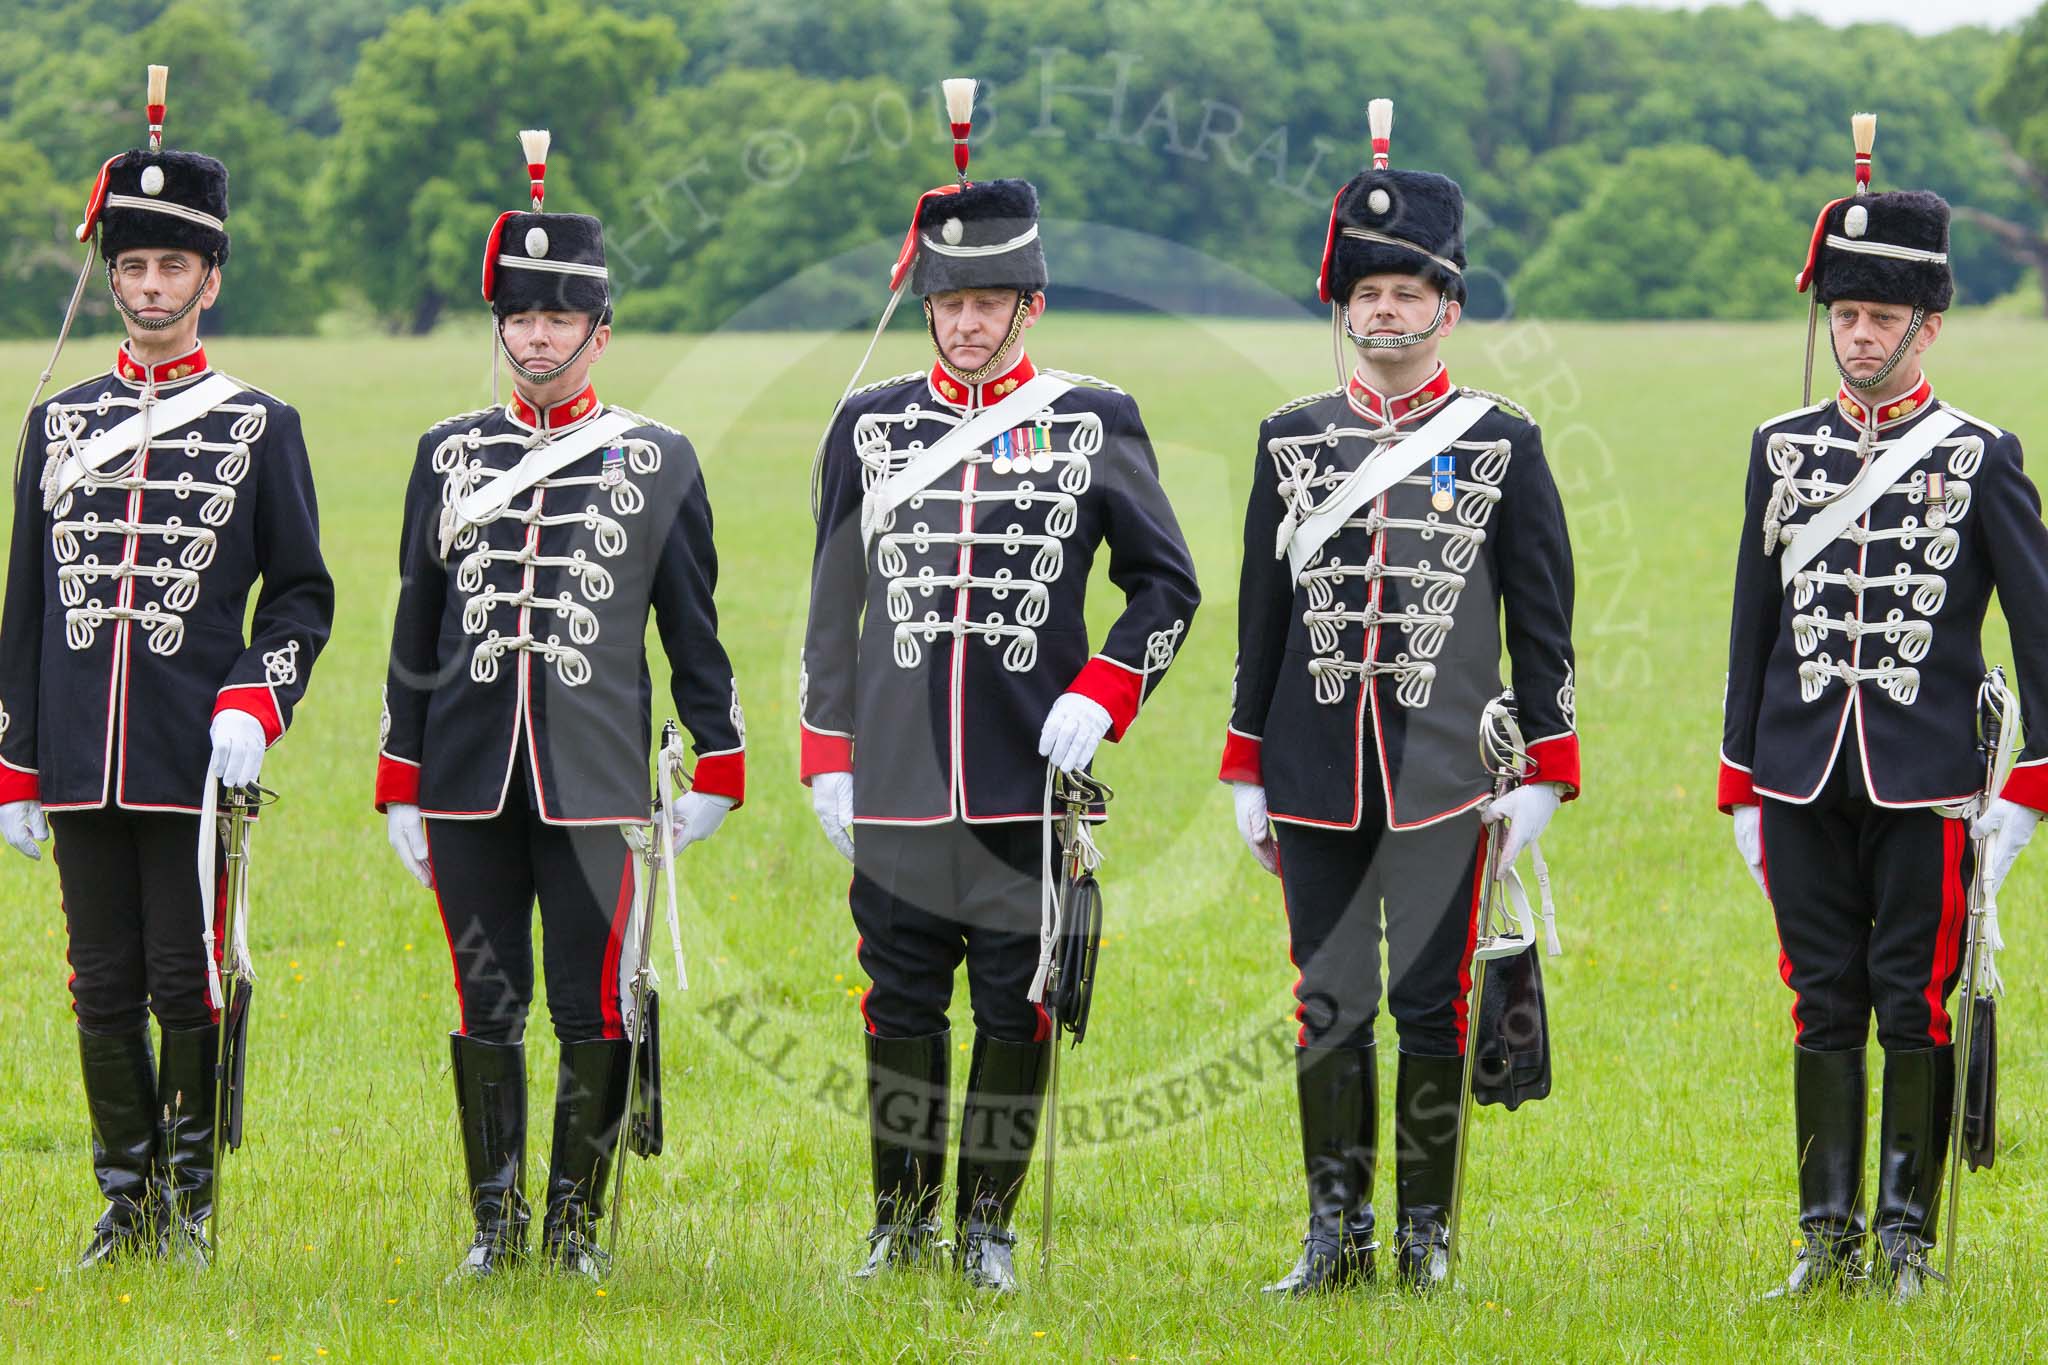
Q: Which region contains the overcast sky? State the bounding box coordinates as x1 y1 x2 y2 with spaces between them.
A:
1580 0 2036 35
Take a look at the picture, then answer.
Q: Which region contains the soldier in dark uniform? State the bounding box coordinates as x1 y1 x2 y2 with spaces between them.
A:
800 78 1200 1292
375 131 745 1280
1720 116 2048 1302
0 67 334 1268
1219 101 1579 1294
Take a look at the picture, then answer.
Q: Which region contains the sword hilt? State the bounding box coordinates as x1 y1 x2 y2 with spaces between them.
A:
1979 668 2006 773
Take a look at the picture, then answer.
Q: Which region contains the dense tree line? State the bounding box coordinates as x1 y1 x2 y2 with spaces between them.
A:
0 0 2042 332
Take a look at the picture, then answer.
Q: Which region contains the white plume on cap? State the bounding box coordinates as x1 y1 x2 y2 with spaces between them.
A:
147 65 168 107
520 128 552 168
1852 112 1876 158
942 78 976 125
1368 98 1393 143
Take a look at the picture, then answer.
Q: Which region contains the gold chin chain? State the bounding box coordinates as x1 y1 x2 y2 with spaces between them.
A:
927 292 1032 388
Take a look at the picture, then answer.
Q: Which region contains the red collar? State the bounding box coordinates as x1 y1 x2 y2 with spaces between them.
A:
509 384 601 432
115 341 208 387
927 353 1036 410
1836 375 1933 431
1347 363 1452 424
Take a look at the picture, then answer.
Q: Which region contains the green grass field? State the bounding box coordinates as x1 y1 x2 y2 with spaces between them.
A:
3 313 2046 1361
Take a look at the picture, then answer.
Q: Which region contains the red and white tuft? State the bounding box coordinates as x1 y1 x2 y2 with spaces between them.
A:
146 64 168 152
1852 112 1875 193
1368 97 1393 172
520 128 551 210
942 77 975 182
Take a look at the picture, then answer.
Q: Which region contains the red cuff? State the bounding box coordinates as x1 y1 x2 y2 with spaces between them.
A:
691 750 746 808
1526 734 1581 799
800 726 853 785
2000 760 2048 815
1067 657 1143 741
1218 730 1263 785
375 754 420 812
214 687 283 745
0 764 37 804
1717 759 1758 813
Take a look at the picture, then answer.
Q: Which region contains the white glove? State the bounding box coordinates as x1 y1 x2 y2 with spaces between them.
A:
386 803 433 889
1973 797 2039 898
1731 803 1767 895
1483 781 1563 870
1231 781 1279 876
1038 693 1113 775
1 799 48 861
667 791 734 852
207 709 267 790
812 771 855 863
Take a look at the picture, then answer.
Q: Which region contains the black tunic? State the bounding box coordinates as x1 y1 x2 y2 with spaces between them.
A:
0 343 333 812
1720 379 2048 813
1221 366 1580 829
800 355 1201 823
375 384 745 823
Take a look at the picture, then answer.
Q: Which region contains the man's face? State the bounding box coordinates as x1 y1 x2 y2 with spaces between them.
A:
1829 299 1940 382
1346 272 1456 344
500 310 606 376
111 248 214 327
929 288 1043 372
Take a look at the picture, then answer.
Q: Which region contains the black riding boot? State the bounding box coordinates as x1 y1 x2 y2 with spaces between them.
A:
156 1024 219 1268
954 1034 1051 1293
75 1026 159 1269
542 1039 632 1281
1872 1045 1953 1305
450 1033 529 1278
1265 1044 1377 1295
1393 1051 1461 1291
855 1030 949 1278
1768 1046 1868 1299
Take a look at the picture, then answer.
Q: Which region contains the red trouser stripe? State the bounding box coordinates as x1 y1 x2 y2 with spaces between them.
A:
422 824 467 1034
598 857 635 1040
1452 827 1488 1055
1277 859 1307 1046
1759 815 1803 1042
209 855 228 1025
1924 816 1968 1047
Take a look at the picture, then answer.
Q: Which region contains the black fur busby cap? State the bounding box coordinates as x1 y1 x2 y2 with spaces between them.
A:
1318 102 1464 305
908 178 1047 296
888 78 1048 298
77 67 230 265
1805 191 1953 312
480 131 612 318
485 211 611 317
1796 114 1954 313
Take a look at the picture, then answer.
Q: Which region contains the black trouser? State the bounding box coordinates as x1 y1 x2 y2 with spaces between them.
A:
51 808 220 1036
851 821 1051 1043
1272 811 1487 1057
1760 759 1972 1053
425 770 636 1046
